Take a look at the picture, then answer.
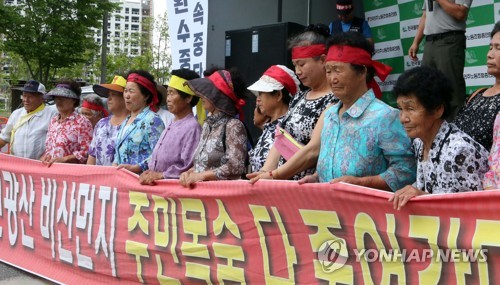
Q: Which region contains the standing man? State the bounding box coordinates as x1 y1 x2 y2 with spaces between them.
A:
409 0 472 119
0 80 57 159
330 0 374 46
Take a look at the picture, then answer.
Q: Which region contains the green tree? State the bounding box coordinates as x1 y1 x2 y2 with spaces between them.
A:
94 29 154 82
151 12 171 84
0 0 117 84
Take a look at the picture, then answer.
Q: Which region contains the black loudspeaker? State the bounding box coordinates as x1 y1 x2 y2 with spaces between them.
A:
225 22 305 145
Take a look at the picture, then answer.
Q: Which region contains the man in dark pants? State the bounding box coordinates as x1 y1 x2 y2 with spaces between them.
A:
329 0 373 46
409 0 472 120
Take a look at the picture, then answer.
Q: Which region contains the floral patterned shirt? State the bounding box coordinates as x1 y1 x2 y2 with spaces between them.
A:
249 118 281 172
88 116 121 166
317 90 416 191
193 112 248 180
453 89 500 150
414 121 489 193
482 114 500 189
113 107 165 171
278 90 339 180
44 111 93 163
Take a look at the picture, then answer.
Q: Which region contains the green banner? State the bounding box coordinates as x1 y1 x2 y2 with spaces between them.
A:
364 0 496 104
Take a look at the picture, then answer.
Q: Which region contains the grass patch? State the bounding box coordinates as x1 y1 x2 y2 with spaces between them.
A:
0 110 10 118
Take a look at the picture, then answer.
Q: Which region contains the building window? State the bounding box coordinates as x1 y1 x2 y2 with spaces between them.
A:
115 23 120 30
125 16 129 22
125 24 129 30
132 16 139 23
131 25 139 31
132 8 140 15
125 8 129 14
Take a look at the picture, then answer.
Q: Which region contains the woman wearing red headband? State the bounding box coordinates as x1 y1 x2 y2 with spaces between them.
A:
79 93 108 127
248 24 339 181
179 68 249 187
249 32 416 192
113 70 165 173
247 65 300 172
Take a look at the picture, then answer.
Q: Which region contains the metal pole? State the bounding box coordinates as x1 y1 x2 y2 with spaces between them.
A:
100 12 108 84
307 0 311 26
278 0 282 22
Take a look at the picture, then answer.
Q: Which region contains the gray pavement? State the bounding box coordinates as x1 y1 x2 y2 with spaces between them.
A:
0 262 53 284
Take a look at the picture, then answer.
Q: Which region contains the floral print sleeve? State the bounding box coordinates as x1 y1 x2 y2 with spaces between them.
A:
44 113 93 163
88 117 120 166
192 113 248 180
450 142 489 192
138 116 165 171
74 116 93 163
484 113 500 189
113 108 165 168
214 119 248 180
414 122 489 193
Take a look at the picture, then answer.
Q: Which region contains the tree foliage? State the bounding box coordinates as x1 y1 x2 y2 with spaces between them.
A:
93 27 154 83
151 11 171 84
0 0 118 84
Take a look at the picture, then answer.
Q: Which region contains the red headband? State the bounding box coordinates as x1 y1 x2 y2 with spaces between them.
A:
208 71 246 120
291 44 326 59
82 101 109 117
326 45 392 98
264 65 298 95
127 73 159 112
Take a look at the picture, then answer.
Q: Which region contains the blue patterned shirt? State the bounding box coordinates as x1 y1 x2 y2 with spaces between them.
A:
317 90 416 191
113 107 165 171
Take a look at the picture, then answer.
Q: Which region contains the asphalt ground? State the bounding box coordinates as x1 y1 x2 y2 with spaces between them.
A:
0 262 53 284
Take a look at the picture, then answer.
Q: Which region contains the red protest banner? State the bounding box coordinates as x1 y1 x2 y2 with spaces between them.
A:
0 153 500 284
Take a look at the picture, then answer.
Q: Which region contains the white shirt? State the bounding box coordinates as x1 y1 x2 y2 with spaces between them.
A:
0 104 57 159
157 107 174 127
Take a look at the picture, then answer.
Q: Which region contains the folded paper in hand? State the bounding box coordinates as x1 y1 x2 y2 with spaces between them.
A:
274 126 304 161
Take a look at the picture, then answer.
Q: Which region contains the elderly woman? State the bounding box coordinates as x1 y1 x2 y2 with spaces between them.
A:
113 70 165 173
139 69 202 184
179 68 249 187
87 75 129 166
390 66 489 209
41 80 93 166
155 84 175 127
251 24 339 180
453 22 500 150
249 32 416 192
79 93 108 128
247 65 300 172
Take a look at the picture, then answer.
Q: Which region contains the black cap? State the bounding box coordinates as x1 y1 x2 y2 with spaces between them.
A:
336 0 353 15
